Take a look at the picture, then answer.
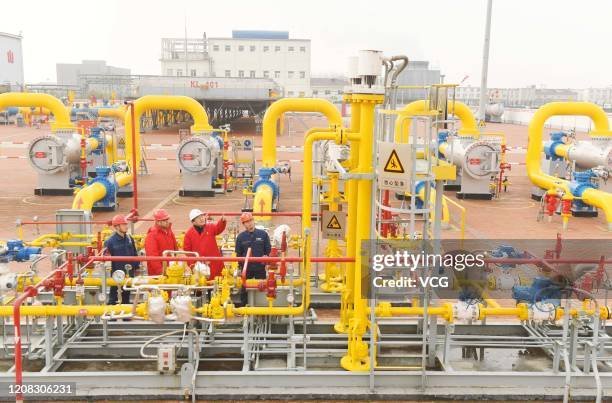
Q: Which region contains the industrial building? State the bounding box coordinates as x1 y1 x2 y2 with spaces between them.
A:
56 60 131 86
0 32 24 92
160 30 310 96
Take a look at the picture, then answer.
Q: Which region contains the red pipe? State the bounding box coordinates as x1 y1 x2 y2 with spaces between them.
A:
13 263 67 402
241 247 252 286
79 255 353 264
17 212 319 227
128 102 139 212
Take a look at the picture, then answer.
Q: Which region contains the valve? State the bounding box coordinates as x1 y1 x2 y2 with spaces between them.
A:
543 192 560 218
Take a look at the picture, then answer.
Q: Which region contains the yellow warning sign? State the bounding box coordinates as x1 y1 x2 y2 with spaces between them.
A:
383 150 404 173
326 215 342 230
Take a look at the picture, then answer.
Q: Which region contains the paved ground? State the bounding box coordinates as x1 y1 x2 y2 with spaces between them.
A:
0 116 610 277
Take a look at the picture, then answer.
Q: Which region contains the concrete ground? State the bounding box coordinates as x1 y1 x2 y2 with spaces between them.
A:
0 116 610 276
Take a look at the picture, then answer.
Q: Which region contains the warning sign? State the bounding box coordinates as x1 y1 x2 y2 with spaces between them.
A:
326 215 342 229
378 142 411 191
383 150 405 173
322 210 346 240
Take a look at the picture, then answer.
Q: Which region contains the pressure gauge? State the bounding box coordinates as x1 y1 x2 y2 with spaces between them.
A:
97 292 107 303
111 270 126 285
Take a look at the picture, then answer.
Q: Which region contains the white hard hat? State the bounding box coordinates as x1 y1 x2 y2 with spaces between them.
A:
189 208 205 222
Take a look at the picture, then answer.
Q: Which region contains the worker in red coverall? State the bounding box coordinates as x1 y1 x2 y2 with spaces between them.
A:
183 209 227 279
144 209 178 275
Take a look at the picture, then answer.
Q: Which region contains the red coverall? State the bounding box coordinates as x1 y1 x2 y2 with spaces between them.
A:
144 224 178 275
183 218 227 278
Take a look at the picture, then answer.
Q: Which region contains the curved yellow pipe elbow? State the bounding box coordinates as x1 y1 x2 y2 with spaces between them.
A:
0 92 73 131
253 183 274 221
123 95 213 185
262 98 342 168
582 188 612 229
527 102 611 202
395 100 479 142
98 106 126 123
72 182 107 210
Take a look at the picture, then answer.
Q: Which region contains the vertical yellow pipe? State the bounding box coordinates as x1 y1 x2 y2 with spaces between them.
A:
321 172 343 292
342 94 384 371
336 95 360 334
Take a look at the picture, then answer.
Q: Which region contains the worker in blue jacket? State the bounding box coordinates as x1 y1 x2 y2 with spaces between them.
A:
104 214 140 304
235 212 271 305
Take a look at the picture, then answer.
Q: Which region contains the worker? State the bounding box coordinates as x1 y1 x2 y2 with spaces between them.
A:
502 176 511 192
235 212 271 305
144 209 178 276
184 209 227 279
104 214 139 304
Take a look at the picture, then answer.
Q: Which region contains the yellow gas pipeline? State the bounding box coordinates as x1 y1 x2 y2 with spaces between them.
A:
395 99 479 142
0 304 146 317
527 102 612 229
73 95 213 210
0 93 73 131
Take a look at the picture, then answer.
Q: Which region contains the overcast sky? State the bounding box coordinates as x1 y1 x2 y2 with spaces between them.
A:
1 0 611 88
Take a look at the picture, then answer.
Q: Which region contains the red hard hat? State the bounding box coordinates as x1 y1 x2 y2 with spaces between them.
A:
111 214 128 226
240 212 254 223
153 209 170 221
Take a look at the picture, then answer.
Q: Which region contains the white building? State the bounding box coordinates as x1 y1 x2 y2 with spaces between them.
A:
455 85 577 108
160 31 310 97
56 60 131 86
0 32 24 91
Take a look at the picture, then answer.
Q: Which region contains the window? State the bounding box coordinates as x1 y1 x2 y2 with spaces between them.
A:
263 45 269 52
225 45 231 51
211 71 216 77
238 45 244 52
213 45 219 51
299 71 305 79
312 90 318 95
288 91 294 96
287 71 294 79
249 70 256 78
325 90 331 95
300 46 306 52
274 46 281 52
238 70 244 78
225 70 231 77
274 71 280 79
263 70 269 78
299 91 305 97
288 46 294 51
250 45 256 52
167 69 173 76
177 69 183 77
337 90 342 94
190 69 197 77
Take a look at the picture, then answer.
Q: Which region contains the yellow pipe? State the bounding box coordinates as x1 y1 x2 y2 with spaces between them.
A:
527 102 612 228
343 94 384 371
395 100 479 142
74 95 213 209
336 95 361 334
98 106 126 123
0 93 73 131
415 183 450 225
72 182 107 210
252 183 274 222
261 98 342 168
0 304 145 317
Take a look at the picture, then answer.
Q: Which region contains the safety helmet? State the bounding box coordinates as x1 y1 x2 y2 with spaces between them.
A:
240 212 254 223
153 209 170 221
189 208 205 222
111 214 128 226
